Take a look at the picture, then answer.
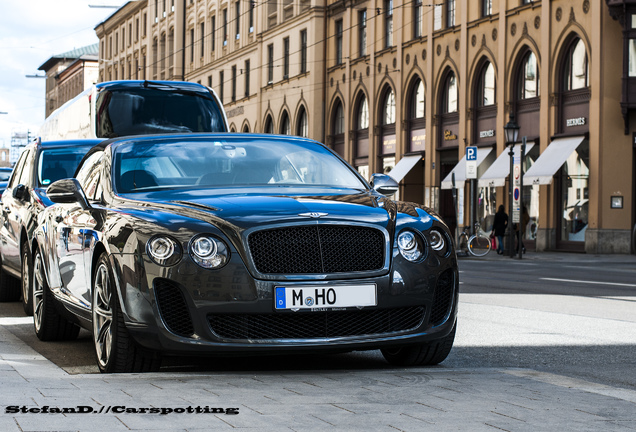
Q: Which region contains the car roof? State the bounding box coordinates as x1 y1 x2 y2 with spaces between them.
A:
38 139 104 149
96 80 212 93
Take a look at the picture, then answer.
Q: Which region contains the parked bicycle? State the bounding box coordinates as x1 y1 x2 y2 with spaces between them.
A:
457 221 492 257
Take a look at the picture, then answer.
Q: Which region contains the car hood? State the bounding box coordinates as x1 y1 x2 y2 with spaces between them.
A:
116 188 396 233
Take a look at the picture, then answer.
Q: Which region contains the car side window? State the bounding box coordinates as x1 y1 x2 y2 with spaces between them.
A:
7 151 28 189
17 150 34 187
76 152 104 192
84 170 102 201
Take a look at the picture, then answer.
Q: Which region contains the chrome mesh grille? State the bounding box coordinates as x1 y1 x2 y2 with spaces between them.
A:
248 225 385 274
208 307 425 340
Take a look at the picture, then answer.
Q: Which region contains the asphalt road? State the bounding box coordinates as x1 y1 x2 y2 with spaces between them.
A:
1 251 635 392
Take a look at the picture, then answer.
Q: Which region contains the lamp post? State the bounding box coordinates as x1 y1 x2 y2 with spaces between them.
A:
504 115 520 258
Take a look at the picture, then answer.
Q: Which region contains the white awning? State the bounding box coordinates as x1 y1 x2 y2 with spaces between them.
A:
441 147 494 189
524 136 586 185
477 142 535 188
388 155 422 183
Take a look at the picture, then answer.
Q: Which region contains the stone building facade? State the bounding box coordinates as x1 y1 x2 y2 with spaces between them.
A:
38 44 99 118
93 0 633 254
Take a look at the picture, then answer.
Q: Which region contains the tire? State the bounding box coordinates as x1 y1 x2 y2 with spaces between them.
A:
457 234 469 256
33 248 80 341
21 242 33 315
381 323 456 367
92 252 161 373
0 257 21 302
468 234 491 257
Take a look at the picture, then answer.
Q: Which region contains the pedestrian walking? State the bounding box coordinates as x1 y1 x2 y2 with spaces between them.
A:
492 205 508 255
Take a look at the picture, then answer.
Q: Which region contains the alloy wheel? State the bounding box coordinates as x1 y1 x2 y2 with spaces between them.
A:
92 263 113 369
22 250 29 308
32 251 45 332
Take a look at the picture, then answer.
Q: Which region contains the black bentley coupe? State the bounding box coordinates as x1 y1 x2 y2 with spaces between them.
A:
34 133 458 373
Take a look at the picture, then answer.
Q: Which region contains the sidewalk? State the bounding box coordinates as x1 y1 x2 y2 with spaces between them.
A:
2 299 636 430
458 249 636 264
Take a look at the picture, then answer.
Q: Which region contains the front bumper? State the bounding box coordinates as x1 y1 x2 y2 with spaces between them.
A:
118 249 459 356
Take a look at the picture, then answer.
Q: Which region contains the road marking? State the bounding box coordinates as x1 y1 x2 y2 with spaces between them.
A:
540 277 636 288
505 369 636 404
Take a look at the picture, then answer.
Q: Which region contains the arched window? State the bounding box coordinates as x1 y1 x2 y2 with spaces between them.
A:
477 62 495 107
230 126 236 133
333 100 344 135
410 78 425 119
519 51 539 99
443 72 458 113
357 96 369 129
243 124 250 133
408 78 426 153
330 99 345 157
264 115 274 134
564 38 588 91
383 88 395 125
280 111 290 135
296 106 308 137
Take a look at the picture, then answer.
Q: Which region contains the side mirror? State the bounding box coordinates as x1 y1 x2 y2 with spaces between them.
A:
47 178 91 210
370 173 399 196
12 184 29 201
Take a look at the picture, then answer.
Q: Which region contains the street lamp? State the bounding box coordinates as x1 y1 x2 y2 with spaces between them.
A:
504 115 520 258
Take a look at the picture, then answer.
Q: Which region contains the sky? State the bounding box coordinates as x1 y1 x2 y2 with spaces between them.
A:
0 1 119 150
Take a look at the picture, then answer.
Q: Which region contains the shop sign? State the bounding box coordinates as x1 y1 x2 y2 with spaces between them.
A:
382 134 396 154
410 129 426 152
566 117 586 127
479 129 495 138
444 130 457 140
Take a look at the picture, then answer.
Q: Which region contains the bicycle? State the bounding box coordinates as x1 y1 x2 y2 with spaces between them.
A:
457 221 492 257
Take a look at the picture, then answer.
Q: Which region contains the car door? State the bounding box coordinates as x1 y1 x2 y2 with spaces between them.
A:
55 151 104 309
1 149 32 272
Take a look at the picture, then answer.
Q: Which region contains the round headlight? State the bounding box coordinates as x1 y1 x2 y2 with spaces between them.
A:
146 236 182 266
429 230 445 251
398 231 416 251
189 235 230 269
191 236 217 258
429 229 448 256
397 230 424 262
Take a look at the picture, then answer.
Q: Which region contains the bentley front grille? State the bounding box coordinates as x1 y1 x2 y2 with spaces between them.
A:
207 306 425 340
248 225 385 274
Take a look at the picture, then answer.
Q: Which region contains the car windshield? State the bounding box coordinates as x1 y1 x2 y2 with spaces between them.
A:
95 86 226 138
0 169 11 182
38 146 94 187
113 137 367 193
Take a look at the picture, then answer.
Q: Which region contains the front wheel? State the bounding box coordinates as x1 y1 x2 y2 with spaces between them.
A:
381 323 456 366
468 234 491 257
21 242 33 315
92 252 161 373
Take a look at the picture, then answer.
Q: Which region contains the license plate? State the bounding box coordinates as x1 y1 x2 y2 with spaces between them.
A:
274 284 377 310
